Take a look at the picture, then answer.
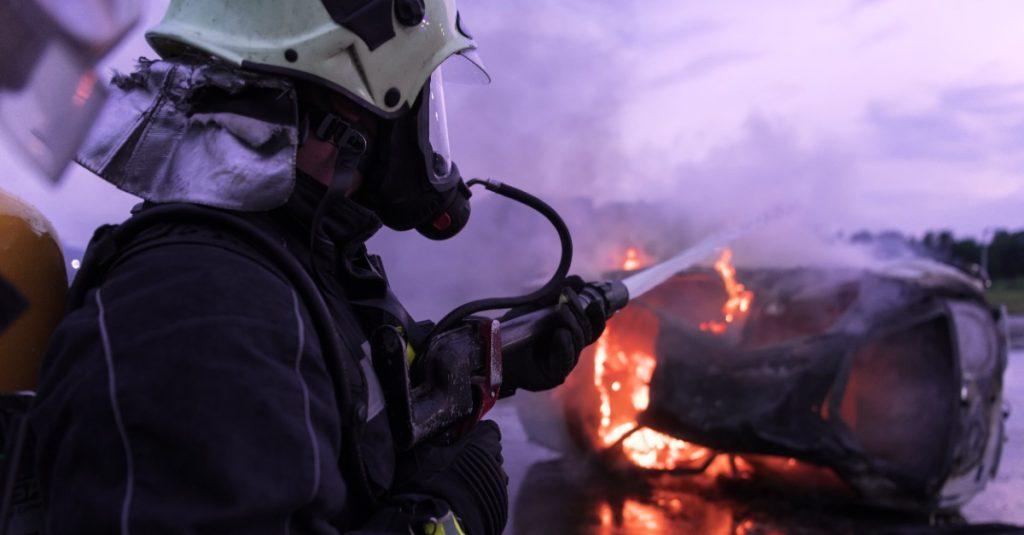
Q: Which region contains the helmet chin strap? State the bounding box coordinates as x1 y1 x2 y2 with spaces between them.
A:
306 110 369 288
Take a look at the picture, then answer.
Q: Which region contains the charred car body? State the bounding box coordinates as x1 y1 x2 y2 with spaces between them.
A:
523 257 1009 513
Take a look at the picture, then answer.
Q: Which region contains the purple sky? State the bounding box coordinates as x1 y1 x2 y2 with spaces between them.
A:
2 0 1022 248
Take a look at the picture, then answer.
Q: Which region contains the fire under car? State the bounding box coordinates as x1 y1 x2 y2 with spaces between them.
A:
517 250 1009 516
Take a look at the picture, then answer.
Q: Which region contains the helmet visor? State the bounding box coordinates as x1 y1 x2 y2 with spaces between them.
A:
421 51 489 188
425 70 454 182
442 48 491 85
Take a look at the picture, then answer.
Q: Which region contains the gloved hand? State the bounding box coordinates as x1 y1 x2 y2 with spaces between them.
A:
501 276 608 393
391 420 509 535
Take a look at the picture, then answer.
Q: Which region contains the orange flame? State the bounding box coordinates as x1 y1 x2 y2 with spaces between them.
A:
594 328 712 470
584 247 843 503
590 247 760 472
622 247 643 271
700 248 753 335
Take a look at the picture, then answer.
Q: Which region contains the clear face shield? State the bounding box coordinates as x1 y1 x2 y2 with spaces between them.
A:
359 46 489 239
419 49 490 191
0 0 138 182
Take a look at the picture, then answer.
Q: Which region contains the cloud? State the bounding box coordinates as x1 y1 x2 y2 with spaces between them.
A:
647 51 761 87
849 0 889 12
854 23 904 49
940 84 1024 116
4 0 1023 258
865 82 1024 174
866 103 980 161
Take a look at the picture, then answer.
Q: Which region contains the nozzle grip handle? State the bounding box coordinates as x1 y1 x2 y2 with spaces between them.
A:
498 308 559 357
498 279 629 355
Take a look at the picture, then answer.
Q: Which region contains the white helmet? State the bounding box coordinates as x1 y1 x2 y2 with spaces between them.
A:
146 0 489 239
146 0 488 117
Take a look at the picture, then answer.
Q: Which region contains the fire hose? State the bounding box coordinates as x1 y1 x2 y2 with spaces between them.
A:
61 181 781 456
386 179 787 449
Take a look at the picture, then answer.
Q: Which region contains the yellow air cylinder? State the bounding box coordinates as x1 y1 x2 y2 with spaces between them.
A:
0 189 67 392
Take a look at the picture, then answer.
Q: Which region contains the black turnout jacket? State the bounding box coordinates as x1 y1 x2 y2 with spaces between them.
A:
29 177 422 533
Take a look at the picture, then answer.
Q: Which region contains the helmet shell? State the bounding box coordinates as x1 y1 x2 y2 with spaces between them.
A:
146 0 482 117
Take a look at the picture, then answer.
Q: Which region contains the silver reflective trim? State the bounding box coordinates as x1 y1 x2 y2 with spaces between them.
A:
95 289 134 535
77 60 301 211
290 291 320 503
360 341 386 421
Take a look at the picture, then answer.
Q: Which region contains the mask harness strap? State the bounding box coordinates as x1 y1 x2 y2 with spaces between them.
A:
300 109 384 507
307 110 369 290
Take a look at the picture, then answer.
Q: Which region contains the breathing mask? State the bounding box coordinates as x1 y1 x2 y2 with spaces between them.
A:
357 64 479 241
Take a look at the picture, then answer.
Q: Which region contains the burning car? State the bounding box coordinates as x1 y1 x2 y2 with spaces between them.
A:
520 249 1009 513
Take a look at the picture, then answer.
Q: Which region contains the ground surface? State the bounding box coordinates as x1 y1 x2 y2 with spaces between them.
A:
491 349 1024 534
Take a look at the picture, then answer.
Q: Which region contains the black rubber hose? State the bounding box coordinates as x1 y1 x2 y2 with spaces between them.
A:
428 179 573 339
71 203 377 509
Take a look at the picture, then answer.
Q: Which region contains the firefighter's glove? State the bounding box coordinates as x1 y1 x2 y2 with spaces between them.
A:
392 420 509 535
503 276 608 393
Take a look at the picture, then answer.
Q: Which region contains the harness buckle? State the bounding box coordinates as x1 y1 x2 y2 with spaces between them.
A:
314 112 368 155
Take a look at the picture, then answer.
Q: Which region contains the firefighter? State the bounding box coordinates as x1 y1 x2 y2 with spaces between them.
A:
27 1 604 533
